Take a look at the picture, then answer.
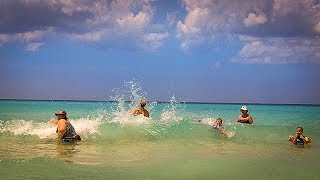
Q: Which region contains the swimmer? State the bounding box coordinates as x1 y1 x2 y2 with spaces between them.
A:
211 118 228 136
237 105 254 125
132 99 150 117
289 126 311 146
50 110 81 142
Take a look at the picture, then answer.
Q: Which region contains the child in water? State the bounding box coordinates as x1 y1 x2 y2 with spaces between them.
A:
211 118 228 136
289 127 312 146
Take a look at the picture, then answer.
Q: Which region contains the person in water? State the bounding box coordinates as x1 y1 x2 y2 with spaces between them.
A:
50 110 81 141
132 99 150 117
237 105 254 125
289 127 311 146
211 118 228 136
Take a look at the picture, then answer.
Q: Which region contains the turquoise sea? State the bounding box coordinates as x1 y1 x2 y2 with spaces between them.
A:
0 96 319 179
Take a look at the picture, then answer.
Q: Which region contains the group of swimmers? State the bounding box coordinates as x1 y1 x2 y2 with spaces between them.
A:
49 99 312 147
49 99 150 142
210 105 312 147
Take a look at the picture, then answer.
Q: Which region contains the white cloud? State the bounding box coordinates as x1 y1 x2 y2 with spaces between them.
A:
177 0 320 64
177 0 270 50
71 30 107 42
117 11 150 30
25 43 44 52
1 0 170 51
143 32 169 50
0 28 53 45
244 13 267 27
232 36 320 64
178 0 320 40
144 33 168 42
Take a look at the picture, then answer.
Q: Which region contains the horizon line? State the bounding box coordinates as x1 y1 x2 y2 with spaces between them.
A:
0 98 319 106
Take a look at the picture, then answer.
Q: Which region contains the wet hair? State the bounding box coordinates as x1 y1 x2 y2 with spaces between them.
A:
296 126 303 132
216 118 223 123
140 99 147 107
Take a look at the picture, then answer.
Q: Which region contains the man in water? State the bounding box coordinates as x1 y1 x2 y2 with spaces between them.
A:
50 110 81 141
237 105 254 125
132 99 150 117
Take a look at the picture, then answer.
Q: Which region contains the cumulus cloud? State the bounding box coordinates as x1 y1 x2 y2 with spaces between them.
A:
244 13 267 27
232 36 320 64
0 0 169 51
177 0 320 63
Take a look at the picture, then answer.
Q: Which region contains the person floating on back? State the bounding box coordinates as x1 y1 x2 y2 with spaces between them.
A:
132 99 150 118
50 110 81 142
289 127 312 147
237 105 254 125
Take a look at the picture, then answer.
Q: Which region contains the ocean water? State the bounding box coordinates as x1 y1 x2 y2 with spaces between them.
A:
0 95 320 179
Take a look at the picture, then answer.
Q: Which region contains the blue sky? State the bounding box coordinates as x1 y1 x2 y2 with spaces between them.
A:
1 0 320 104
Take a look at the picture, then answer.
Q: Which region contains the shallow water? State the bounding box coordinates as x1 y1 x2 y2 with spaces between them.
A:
0 99 319 179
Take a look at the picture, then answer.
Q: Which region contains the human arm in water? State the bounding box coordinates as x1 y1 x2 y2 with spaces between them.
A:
132 108 149 117
56 119 67 140
132 108 142 116
49 118 58 125
237 115 254 125
289 134 312 144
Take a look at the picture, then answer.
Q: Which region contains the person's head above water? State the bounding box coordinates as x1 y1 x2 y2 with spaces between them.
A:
240 105 248 113
55 110 67 119
296 126 303 135
216 118 223 126
140 99 147 107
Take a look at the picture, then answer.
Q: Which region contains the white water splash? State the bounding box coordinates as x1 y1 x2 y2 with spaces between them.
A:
0 117 102 139
200 117 236 139
0 119 57 138
161 95 183 121
199 117 216 126
69 117 102 136
110 81 154 125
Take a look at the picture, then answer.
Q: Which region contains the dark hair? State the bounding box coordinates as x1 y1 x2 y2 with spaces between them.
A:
296 126 303 132
216 118 223 123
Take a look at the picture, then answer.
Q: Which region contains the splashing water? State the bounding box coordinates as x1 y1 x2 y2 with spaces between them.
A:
199 117 236 139
109 81 154 125
0 117 102 139
161 95 184 121
0 119 57 139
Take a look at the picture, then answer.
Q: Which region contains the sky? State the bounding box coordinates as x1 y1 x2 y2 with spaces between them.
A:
1 0 320 104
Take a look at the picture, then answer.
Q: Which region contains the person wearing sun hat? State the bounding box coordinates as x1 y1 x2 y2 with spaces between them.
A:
237 105 254 125
132 99 150 117
50 110 81 141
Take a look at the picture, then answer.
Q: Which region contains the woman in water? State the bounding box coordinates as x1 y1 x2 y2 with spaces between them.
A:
50 110 81 141
237 105 254 125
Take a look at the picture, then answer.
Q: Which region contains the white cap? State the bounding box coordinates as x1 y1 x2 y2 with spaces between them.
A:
240 105 248 111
